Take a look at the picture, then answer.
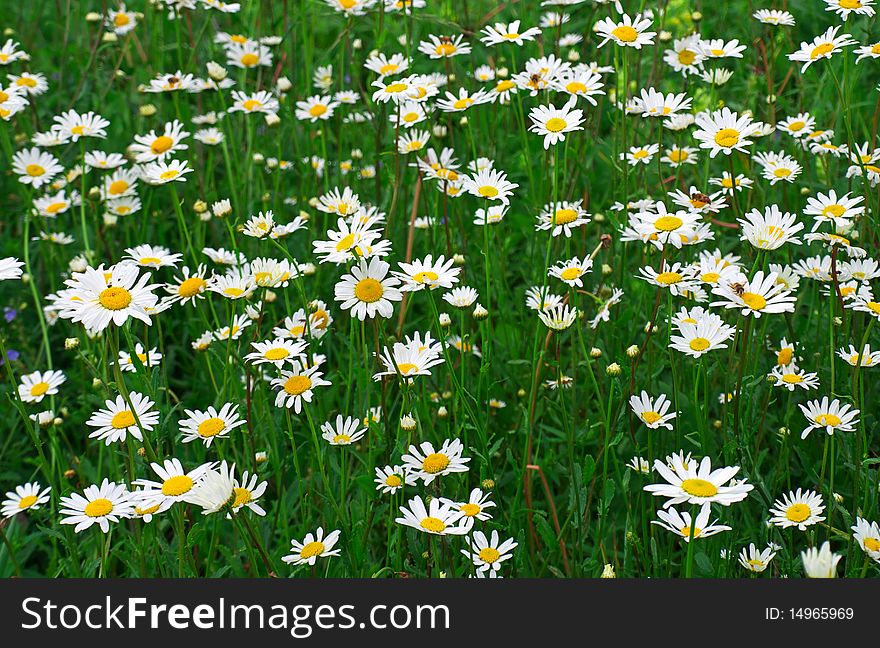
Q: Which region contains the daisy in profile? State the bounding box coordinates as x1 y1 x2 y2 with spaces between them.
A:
179 403 247 446
396 495 471 535
462 167 519 204
12 147 62 188
777 112 815 139
163 265 210 306
528 96 584 149
738 544 777 573
852 517 880 562
789 26 856 72
230 470 268 516
554 67 605 104
594 12 656 49
418 34 471 59
754 9 795 26
271 364 331 413
401 438 470 484
462 530 517 574
538 304 577 330
18 369 66 403
637 262 698 296
802 542 842 578
122 244 182 269
738 205 803 251
670 319 735 358
549 256 593 288
838 344 880 367
334 257 402 320
769 488 825 530
480 20 541 46
373 334 445 382
134 459 214 514
645 454 753 507
709 171 753 195
282 528 342 566
799 397 860 438
186 461 237 515
652 503 731 542
60 263 159 331
52 109 109 141
622 143 659 165
1 482 51 518
116 343 162 372
395 255 460 291
630 391 676 430
711 271 796 318
34 189 80 218
770 364 820 391
693 107 756 157
536 200 591 237
442 286 479 308
374 465 416 494
141 159 192 184
320 415 367 446
86 392 159 444
59 479 134 533
633 87 692 118
213 314 251 341
0 257 24 281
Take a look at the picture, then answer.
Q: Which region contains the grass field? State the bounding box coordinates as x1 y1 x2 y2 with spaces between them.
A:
0 0 879 579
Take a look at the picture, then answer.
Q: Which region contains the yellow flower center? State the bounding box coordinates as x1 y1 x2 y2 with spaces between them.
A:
397 363 418 375
689 337 711 351
822 204 845 218
84 498 113 517
773 168 792 178
309 103 328 117
111 410 136 429
223 287 244 297
668 149 688 163
420 516 446 532
422 452 450 474
300 541 326 559
162 475 194 496
114 13 130 26
385 475 402 487
777 348 793 365
17 76 37 88
478 185 498 198
241 52 259 67
655 215 683 232
197 417 226 437
701 272 720 284
333 434 351 444
18 494 38 509
71 125 85 135
29 381 50 397
785 503 811 523
453 98 474 110
678 49 696 65
544 117 568 133
641 410 662 424
741 292 767 311
135 504 161 516
150 135 174 154
160 169 180 180
679 526 703 538
479 547 501 563
242 99 262 111
231 487 251 508
810 42 835 59
560 267 582 281
412 270 439 284
460 503 481 517
264 347 290 361
714 128 740 148
178 277 206 297
108 179 129 195
283 375 312 396
99 286 133 310
434 43 457 56
496 80 515 93
632 149 650 159
139 257 162 266
553 208 578 225
354 277 384 303
816 413 842 427
656 271 683 285
25 164 46 177
680 478 719 498
863 537 880 552
840 0 862 8
611 25 638 43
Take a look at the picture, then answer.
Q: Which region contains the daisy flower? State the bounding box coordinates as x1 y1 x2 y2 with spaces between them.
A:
442 286 479 308
653 503 731 542
738 544 777 573
60 263 159 331
320 415 367 446
789 26 856 73
86 392 159 445
245 338 308 368
838 344 880 367
295 94 339 122
770 364 820 391
141 159 193 184
462 530 517 573
116 343 162 373
179 403 246 446
396 495 471 535
738 205 803 250
395 255 460 292
401 438 470 484
122 244 182 269
52 109 109 141
710 271 796 318
229 90 279 115
461 167 519 204
536 200 591 237
538 303 577 330
230 470 268 516
528 95 584 149
282 528 342 566
271 364 331 413
645 454 753 507
18 369 66 403
825 0 875 20
799 396 860 438
480 20 541 46
754 9 795 26
418 34 471 59
803 190 864 232
334 257 403 320
186 461 237 515
59 479 134 533
802 542 842 578
852 517 880 561
0 257 24 281
163 265 210 306
769 488 825 530
693 107 756 157
134 459 214 514
443 488 496 522
594 12 656 49
1 482 51 518
374 465 415 494
670 319 735 358
549 256 593 288
12 147 62 188
630 391 677 430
